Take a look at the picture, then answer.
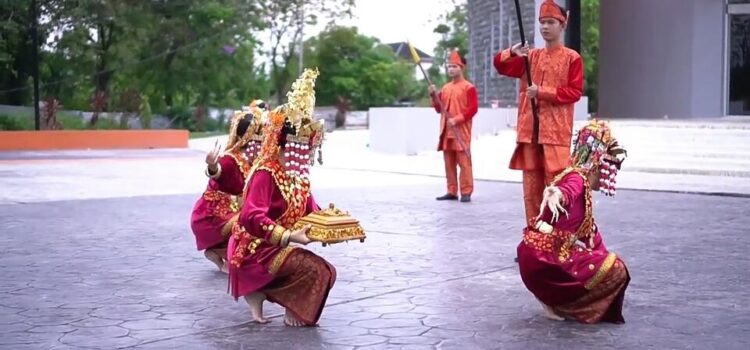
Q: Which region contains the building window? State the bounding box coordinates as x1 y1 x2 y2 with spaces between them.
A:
728 2 750 115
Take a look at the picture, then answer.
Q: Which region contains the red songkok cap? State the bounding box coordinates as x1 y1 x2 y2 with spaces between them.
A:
539 0 566 23
448 49 464 68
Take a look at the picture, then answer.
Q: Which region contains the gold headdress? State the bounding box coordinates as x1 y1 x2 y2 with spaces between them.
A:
257 68 326 173
571 119 627 196
225 99 268 152
279 68 325 146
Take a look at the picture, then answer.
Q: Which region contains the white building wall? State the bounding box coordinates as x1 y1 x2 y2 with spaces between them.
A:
368 100 588 155
598 0 725 119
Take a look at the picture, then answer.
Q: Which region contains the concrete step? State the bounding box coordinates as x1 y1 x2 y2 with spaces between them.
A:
625 166 750 177
603 119 750 130
630 156 750 169
193 130 750 178
613 137 749 147
627 150 750 160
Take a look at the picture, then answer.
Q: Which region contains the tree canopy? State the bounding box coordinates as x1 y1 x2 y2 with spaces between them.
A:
304 26 420 110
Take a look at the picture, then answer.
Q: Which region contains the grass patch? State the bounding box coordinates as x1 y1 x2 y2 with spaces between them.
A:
1 112 139 130
189 131 224 139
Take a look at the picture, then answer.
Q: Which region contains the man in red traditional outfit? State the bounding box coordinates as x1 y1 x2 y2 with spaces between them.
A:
517 119 629 324
190 100 268 273
227 68 336 327
494 0 584 221
430 49 479 203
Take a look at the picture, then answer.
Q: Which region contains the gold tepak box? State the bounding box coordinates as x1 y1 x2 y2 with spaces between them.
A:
293 203 366 246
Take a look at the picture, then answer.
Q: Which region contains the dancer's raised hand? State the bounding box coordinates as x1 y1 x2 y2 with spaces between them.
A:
542 186 567 223
205 139 222 173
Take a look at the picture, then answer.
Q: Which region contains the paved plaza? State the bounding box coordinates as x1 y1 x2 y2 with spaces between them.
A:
0 150 748 349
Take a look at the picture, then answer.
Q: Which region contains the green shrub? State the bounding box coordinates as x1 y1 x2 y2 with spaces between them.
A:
139 97 153 129
166 106 194 130
216 113 227 131
0 112 132 131
0 114 33 130
202 115 220 132
94 117 122 130
57 114 87 129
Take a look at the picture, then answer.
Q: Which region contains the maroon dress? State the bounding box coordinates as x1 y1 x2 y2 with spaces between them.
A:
190 153 250 251
517 169 630 324
227 158 336 326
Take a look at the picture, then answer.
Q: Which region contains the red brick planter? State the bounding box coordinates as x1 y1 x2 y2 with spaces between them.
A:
0 130 189 151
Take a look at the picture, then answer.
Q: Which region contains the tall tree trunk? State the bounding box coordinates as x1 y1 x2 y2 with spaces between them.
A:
94 58 113 96
163 47 178 108
89 90 107 128
195 104 206 132
6 34 31 105
274 69 285 106
93 21 115 108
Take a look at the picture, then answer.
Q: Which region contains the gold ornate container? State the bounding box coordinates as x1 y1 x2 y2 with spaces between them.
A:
294 203 366 246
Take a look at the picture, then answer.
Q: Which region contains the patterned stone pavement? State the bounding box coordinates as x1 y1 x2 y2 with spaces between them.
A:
1 173 749 349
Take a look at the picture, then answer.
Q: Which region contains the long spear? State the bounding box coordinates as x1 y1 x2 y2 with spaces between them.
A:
512 0 540 144
407 40 471 161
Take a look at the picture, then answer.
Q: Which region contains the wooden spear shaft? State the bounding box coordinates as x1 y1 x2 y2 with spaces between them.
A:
513 0 540 144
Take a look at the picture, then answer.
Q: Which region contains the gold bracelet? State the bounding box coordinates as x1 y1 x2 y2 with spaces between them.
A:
281 230 291 247
270 225 287 246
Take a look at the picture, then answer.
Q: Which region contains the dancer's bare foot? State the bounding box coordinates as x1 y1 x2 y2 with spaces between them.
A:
540 302 564 321
284 309 306 327
244 292 269 324
204 249 224 271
